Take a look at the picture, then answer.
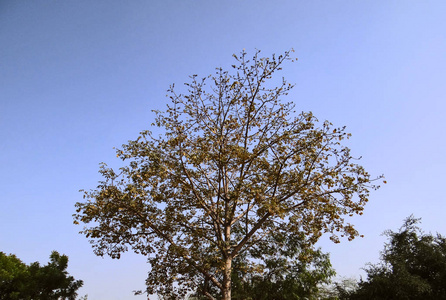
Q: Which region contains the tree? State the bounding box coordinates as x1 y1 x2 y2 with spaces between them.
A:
74 50 381 300
0 252 28 299
0 251 83 300
191 231 336 300
229 247 335 300
345 216 446 300
325 277 358 300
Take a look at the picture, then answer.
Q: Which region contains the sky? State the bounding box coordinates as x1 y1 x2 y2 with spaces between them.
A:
1 0 446 299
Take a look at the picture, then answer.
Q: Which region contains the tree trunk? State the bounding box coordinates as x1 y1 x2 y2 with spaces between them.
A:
222 256 232 300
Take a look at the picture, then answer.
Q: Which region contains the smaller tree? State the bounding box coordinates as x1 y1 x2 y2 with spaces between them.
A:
230 249 335 300
190 231 336 300
0 252 28 299
325 278 358 299
0 251 83 300
344 216 446 300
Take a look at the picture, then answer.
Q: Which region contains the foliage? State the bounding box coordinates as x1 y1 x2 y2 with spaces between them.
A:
230 249 335 300
190 231 336 300
0 251 83 300
319 277 358 300
74 50 380 300
0 252 28 299
343 216 446 300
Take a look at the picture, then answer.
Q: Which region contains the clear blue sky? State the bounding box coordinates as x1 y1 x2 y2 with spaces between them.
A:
1 1 445 299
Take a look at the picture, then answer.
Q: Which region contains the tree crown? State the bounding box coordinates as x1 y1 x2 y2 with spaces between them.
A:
75 50 381 299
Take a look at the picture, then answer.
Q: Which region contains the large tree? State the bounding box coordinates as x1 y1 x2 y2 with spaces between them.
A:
74 50 380 299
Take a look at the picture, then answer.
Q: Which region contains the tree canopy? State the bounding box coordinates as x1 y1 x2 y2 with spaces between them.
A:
74 50 380 299
342 216 446 300
0 251 83 300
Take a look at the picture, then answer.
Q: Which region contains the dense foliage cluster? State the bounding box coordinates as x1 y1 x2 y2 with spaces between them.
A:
191 231 335 300
338 216 446 300
0 251 83 300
